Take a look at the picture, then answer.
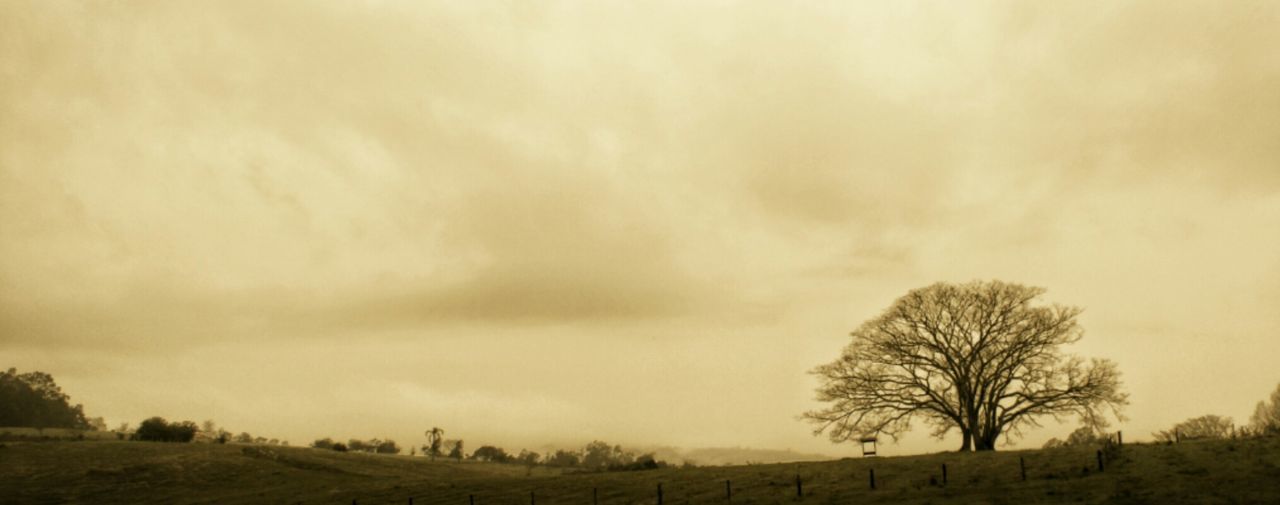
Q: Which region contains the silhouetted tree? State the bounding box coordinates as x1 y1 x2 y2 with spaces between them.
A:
447 439 464 460
332 442 348 452
1250 383 1280 435
1155 415 1234 442
0 368 91 429
312 438 336 450
235 432 253 444
805 281 1129 451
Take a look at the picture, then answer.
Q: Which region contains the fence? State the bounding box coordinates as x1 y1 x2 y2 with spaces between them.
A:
337 435 1125 505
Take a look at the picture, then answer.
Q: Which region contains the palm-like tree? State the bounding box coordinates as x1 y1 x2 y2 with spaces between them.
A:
425 427 444 460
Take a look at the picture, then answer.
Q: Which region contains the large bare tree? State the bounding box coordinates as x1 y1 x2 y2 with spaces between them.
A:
805 281 1128 451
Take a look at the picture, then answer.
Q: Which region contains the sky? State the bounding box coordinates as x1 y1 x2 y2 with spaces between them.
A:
2 1 1278 458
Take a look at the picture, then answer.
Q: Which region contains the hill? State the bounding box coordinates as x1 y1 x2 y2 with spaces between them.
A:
2 436 1278 504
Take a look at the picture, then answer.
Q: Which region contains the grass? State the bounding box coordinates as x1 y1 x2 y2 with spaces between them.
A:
2 436 1278 504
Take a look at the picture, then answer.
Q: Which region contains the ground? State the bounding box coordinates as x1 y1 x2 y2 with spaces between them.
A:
2 436 1278 504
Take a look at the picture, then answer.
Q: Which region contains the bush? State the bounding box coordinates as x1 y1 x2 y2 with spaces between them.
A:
134 417 198 442
332 442 348 452
312 437 335 450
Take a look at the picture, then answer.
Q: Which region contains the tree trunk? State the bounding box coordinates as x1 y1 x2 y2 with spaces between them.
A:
959 429 972 451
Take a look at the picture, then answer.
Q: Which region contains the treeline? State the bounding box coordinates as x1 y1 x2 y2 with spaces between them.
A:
311 437 400 454
0 368 91 429
486 440 674 471
1043 382 1280 448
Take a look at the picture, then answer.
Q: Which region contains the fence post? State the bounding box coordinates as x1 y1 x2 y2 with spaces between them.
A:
469 494 474 505
942 463 947 485
657 483 663 505
1117 431 1123 446
410 498 414 505
796 474 802 498
594 488 598 505
869 468 876 490
531 491 535 505
726 480 731 501
1019 457 1026 481
1096 450 1104 472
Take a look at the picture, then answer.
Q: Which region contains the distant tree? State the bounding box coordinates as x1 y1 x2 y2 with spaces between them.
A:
410 446 417 457
1041 438 1064 449
201 420 217 434
267 438 280 445
215 429 231 444
254 436 268 444
134 417 198 442
1155 415 1234 442
1064 426 1104 446
235 432 253 444
517 449 541 466
87 417 107 431
349 439 371 453
470 445 511 462
332 442 348 452
425 427 445 460
544 449 581 467
1250 383 1280 435
581 440 614 470
376 439 401 454
449 439 464 461
805 281 1129 451
0 368 91 429
116 422 131 434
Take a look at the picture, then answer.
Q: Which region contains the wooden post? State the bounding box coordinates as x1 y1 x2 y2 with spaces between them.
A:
530 491 535 505
941 463 947 485
469 495 475 505
869 468 876 490
1019 457 1026 481
725 480 731 501
594 488 598 505
410 498 414 505
657 483 663 505
1117 431 1123 446
796 474 802 498
1097 450 1104 472
1175 430 1180 443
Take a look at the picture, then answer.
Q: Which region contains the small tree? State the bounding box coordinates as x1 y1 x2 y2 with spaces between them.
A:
448 439 464 461
1250 383 1280 435
1155 415 1234 442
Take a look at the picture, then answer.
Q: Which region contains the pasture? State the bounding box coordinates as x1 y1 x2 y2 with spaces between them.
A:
2 436 1279 504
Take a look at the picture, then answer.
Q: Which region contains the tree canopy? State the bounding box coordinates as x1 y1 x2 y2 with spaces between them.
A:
805 281 1128 451
0 368 90 429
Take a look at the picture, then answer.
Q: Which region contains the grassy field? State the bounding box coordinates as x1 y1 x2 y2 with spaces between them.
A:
2 436 1279 505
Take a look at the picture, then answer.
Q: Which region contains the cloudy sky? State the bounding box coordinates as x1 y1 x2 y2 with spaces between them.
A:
2 1 1278 457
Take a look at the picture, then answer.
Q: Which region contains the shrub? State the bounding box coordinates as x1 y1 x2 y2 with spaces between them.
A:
134 417 198 442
